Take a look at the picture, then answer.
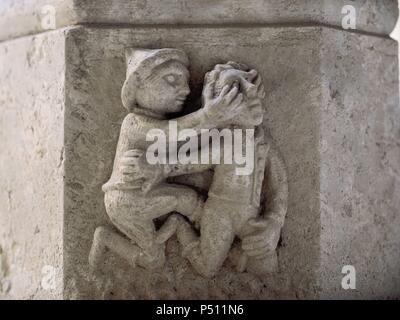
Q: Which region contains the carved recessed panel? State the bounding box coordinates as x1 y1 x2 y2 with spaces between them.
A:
89 48 288 282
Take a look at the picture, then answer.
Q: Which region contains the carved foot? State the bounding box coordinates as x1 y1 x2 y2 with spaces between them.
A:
246 251 279 277
89 226 141 271
228 244 279 276
155 214 183 244
89 226 111 270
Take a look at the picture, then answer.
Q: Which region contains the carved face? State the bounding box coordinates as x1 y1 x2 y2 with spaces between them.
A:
214 64 264 127
135 61 190 115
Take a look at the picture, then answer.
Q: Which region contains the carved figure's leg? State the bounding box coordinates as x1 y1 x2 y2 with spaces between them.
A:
102 185 202 269
176 196 235 278
89 225 141 269
143 183 204 222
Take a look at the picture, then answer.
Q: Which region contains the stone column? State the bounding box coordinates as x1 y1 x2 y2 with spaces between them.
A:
0 0 399 299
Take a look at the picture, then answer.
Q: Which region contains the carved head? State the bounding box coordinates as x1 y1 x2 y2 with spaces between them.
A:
211 62 265 127
213 62 258 98
121 48 190 115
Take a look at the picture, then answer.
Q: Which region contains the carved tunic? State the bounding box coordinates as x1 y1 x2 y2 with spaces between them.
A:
208 127 268 208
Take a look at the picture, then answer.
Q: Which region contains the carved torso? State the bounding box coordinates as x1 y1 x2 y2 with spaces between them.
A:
208 127 269 208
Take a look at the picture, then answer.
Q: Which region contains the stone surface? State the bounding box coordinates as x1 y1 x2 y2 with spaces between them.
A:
0 8 399 300
0 0 75 42
318 28 400 298
60 26 322 299
60 25 399 299
0 29 66 299
0 0 398 42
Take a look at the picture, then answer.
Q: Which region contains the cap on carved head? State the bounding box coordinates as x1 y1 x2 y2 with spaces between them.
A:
121 48 189 111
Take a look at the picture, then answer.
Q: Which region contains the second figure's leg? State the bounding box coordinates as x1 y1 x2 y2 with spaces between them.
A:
176 197 235 278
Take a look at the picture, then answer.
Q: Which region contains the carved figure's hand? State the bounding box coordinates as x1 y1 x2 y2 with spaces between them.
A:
227 70 265 127
249 69 265 99
201 71 246 125
249 69 266 100
119 149 163 192
241 218 282 258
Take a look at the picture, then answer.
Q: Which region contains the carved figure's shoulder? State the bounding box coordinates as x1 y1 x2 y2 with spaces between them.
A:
120 113 140 132
122 112 138 124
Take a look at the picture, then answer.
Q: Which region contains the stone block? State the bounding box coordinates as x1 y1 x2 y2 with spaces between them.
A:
0 30 66 299
0 1 398 41
2 23 398 298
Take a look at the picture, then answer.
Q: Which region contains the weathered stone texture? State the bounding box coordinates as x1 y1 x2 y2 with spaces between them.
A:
0 8 399 300
0 1 398 42
0 30 66 299
59 26 399 299
0 0 75 42
319 29 400 298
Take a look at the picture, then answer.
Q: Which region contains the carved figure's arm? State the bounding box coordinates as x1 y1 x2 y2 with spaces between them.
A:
161 162 214 178
240 142 288 260
137 109 213 141
140 84 244 140
262 143 288 228
159 135 225 177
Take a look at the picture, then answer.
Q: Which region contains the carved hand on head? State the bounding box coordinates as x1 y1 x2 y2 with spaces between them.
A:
251 70 266 100
202 62 266 127
232 69 265 127
201 70 246 124
119 149 163 193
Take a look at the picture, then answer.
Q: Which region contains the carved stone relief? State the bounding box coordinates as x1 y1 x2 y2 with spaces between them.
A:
89 48 288 279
